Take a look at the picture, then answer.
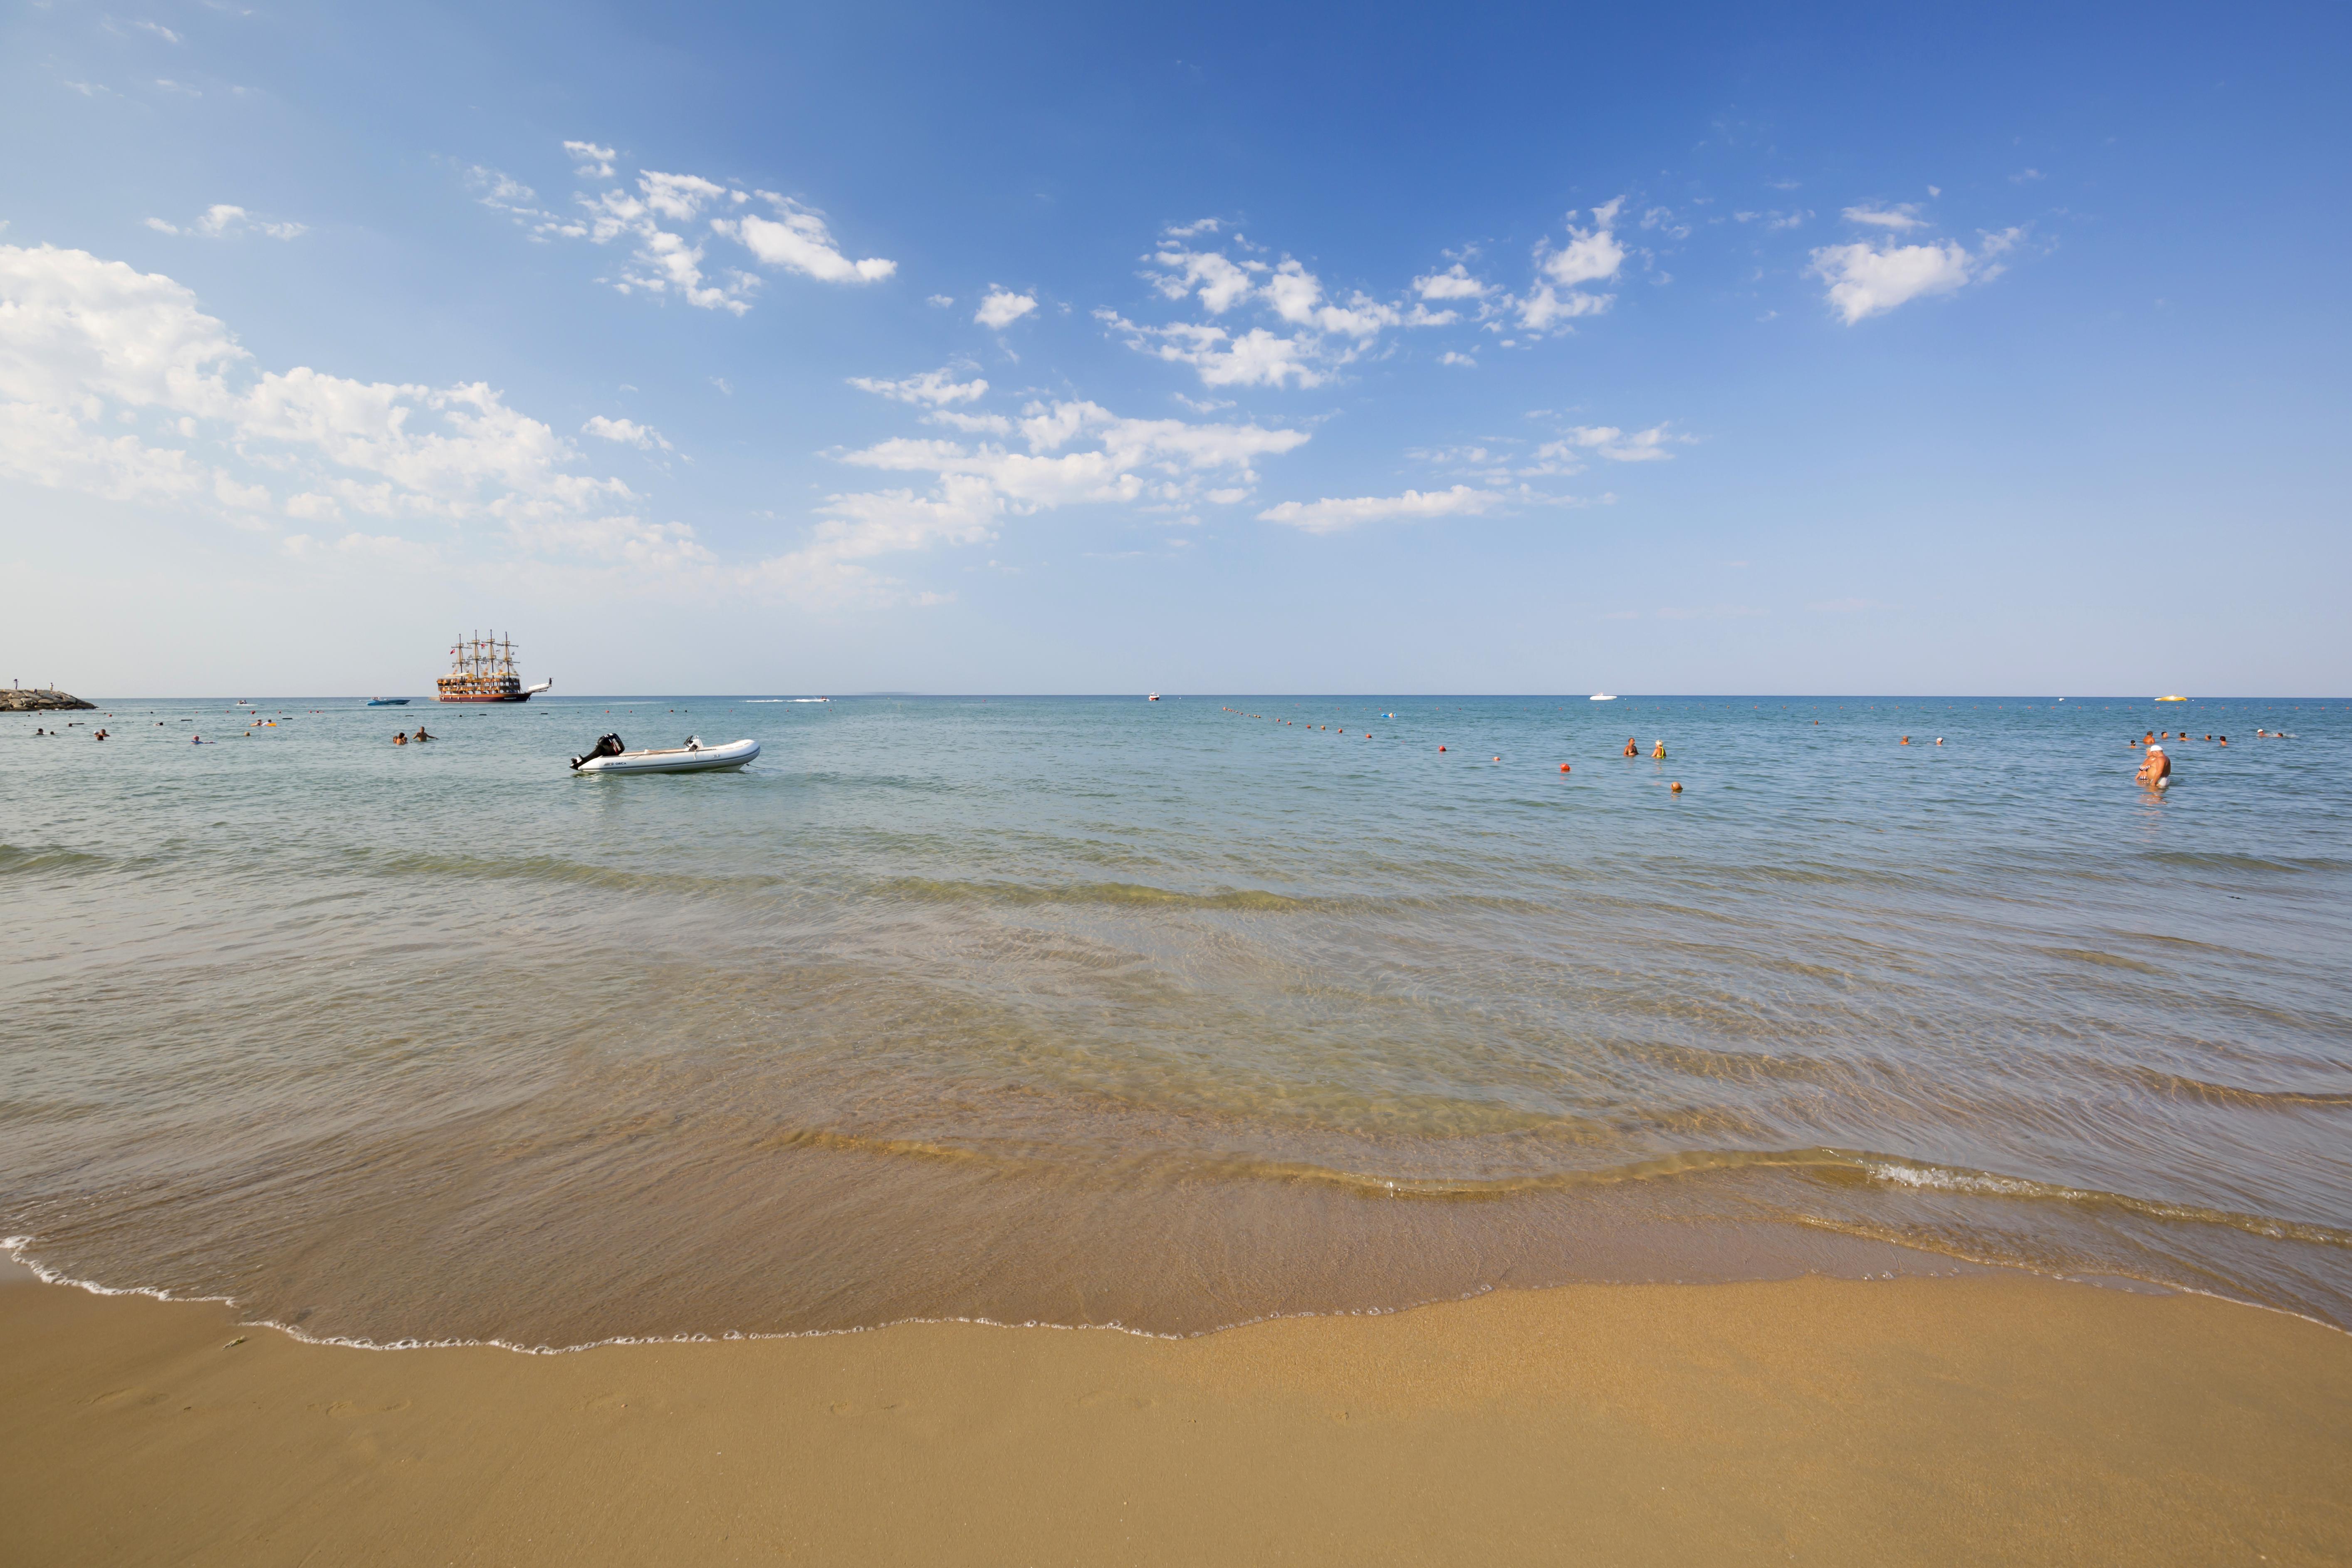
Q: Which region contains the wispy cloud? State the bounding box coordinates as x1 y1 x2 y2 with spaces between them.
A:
144 204 306 240
583 415 672 452
849 367 989 406
1842 203 1928 230
465 144 895 316
1258 485 1499 535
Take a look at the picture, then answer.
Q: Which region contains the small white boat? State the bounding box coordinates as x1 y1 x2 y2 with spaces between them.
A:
1589 693 1617 701
1148 692 1161 701
570 734 760 774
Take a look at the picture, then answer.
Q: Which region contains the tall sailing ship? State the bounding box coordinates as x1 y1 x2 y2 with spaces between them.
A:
435 631 553 703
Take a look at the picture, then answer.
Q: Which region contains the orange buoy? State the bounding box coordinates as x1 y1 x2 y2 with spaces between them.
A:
1438 745 1446 752
1492 756 1501 762
1560 763 1571 773
1670 781 1683 793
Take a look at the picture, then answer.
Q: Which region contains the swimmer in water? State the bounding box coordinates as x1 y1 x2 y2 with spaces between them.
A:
1623 737 1639 757
2135 743 2171 789
1901 736 1911 744
393 732 408 746
1651 740 1666 759
412 726 432 742
2218 735 2227 746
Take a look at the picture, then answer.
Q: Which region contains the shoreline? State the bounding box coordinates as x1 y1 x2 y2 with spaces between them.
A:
8 1256 2347 1565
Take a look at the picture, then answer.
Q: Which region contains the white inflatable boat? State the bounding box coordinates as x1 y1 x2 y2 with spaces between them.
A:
570 735 760 774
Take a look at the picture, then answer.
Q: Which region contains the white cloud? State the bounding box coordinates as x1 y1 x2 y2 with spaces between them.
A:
849 367 988 406
925 409 1013 435
2011 168 2044 183
0 242 646 556
1096 313 1323 388
1257 485 1499 535
1148 244 1262 313
720 195 896 284
582 415 672 451
123 18 183 42
1506 198 1625 334
772 396 1310 601
1414 263 1489 300
1439 351 1476 367
758 395 1306 607
639 171 732 221
144 204 306 240
564 140 616 178
1163 218 1222 238
1515 285 1610 331
1842 203 1927 230
1110 224 1484 386
1541 198 1626 287
1808 229 2023 323
471 148 893 312
926 293 955 308
1532 424 1682 467
974 289 1037 329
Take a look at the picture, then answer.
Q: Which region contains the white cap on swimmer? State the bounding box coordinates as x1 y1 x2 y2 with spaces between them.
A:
2148 744 2164 752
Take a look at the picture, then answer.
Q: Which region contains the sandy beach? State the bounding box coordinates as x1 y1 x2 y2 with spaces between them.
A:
6 1260 2347 1567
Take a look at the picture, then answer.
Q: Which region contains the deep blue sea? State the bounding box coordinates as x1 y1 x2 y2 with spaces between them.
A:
4 693 2347 1345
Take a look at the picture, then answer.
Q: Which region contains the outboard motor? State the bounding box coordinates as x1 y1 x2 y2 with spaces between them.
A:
569 732 626 769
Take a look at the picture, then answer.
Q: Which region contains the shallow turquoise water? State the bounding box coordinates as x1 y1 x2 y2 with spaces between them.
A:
4 693 2348 1344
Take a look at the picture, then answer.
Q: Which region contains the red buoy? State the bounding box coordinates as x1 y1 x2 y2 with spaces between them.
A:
1438 745 1446 752
1560 763 1571 773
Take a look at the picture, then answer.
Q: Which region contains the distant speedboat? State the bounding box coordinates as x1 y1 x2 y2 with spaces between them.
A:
1148 692 1161 701
570 734 760 774
1589 693 1617 701
2157 695 2188 702
367 697 411 706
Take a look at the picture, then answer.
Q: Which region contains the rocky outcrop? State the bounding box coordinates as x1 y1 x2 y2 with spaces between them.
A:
0 688 96 712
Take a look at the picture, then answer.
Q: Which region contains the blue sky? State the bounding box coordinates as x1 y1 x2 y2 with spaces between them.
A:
2 0 2345 695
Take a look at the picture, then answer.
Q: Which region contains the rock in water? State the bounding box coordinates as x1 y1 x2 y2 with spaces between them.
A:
0 689 97 712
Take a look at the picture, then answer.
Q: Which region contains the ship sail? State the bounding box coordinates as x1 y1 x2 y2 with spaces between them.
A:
434 630 547 702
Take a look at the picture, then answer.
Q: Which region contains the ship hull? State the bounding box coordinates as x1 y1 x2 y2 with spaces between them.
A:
434 692 537 702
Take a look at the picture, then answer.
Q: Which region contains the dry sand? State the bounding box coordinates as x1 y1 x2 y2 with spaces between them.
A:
4 1258 2347 1566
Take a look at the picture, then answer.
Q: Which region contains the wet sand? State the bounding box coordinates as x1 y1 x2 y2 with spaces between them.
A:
5 1261 2348 1566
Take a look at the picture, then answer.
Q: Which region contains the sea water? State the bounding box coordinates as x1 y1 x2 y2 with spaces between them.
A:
3 694 2347 1347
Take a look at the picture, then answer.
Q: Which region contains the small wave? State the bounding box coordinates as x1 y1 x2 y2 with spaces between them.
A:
2035 946 2165 974
344 848 794 898
877 877 1322 913
0 845 114 877
2120 1067 2352 1111
2140 851 2350 875
1854 1159 2352 1247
